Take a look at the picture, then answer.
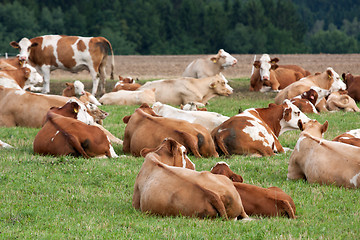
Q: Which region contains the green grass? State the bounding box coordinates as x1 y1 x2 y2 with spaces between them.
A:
1 78 359 239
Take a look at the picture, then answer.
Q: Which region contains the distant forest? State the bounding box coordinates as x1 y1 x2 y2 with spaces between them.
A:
0 0 359 55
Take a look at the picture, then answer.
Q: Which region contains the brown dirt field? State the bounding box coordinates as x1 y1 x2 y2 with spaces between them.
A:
51 54 360 81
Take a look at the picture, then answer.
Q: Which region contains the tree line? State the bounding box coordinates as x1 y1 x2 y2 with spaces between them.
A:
0 0 359 55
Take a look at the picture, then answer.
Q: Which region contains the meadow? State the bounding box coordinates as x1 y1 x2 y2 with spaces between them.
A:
0 77 359 239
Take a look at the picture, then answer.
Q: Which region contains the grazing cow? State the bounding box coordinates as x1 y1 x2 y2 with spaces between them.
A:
287 120 360 188
99 88 156 105
112 76 141 92
342 73 360 102
140 138 195 170
182 49 237 79
326 91 360 112
10 35 115 95
0 140 14 149
152 102 229 132
333 129 360 147
0 64 43 91
132 153 249 219
210 162 296 218
122 104 218 158
34 102 118 158
211 100 310 157
274 68 346 112
62 80 101 106
139 74 233 106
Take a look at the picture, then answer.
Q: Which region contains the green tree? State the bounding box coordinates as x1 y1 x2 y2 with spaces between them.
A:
310 29 358 53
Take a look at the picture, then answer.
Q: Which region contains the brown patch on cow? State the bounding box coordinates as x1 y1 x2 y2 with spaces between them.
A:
57 37 78 69
77 40 86 52
283 108 292 122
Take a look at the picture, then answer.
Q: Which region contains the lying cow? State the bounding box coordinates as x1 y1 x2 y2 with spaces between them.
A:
211 100 310 157
333 129 360 147
290 88 319 114
139 74 233 106
342 73 360 102
210 162 296 219
326 91 360 112
287 119 360 188
140 138 195 170
112 76 141 92
62 81 101 106
152 102 229 132
122 104 218 158
182 49 237 78
0 64 43 91
10 35 115 95
34 101 118 158
99 88 156 106
275 67 346 112
132 152 249 219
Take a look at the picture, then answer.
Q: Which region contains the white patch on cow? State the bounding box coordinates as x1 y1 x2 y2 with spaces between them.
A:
71 38 94 72
279 100 311 136
219 49 237 68
220 73 233 93
294 136 306 152
350 171 360 187
259 54 271 62
67 99 95 125
347 129 360 138
51 130 60 142
0 76 21 89
14 89 26 95
74 80 86 96
17 38 33 61
23 63 43 86
180 145 194 169
107 137 119 158
327 67 347 92
310 86 330 106
41 35 63 69
210 161 229 171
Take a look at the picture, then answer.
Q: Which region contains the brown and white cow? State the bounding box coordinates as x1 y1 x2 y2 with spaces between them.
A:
0 64 43 91
182 49 237 79
274 67 346 112
210 162 296 218
342 73 360 102
62 80 101 106
33 102 118 158
10 35 115 95
326 91 360 112
290 88 319 114
139 74 233 106
287 120 360 188
99 88 156 106
122 104 218 158
332 129 360 147
132 153 249 220
211 100 310 157
181 102 208 111
140 138 195 170
112 76 141 92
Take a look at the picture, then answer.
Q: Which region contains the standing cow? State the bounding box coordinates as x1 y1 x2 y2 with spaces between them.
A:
10 35 114 95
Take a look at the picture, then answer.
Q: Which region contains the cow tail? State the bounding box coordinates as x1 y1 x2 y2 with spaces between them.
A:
103 38 115 80
46 112 90 159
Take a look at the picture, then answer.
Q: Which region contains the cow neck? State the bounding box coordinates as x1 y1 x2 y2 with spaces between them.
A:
255 106 282 137
192 77 218 102
312 72 332 89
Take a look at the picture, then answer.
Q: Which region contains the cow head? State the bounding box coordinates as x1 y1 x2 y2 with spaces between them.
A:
85 102 108 124
279 99 311 135
309 86 330 106
119 75 135 84
74 80 86 96
10 38 38 63
211 49 237 68
327 67 346 92
210 162 243 183
67 99 95 125
209 74 233 96
298 119 328 138
301 89 318 106
253 60 278 82
140 138 195 170
23 63 43 86
49 101 80 120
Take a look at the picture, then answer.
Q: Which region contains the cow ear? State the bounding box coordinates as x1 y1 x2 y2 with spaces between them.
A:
209 82 216 88
210 57 217 63
321 121 329 134
24 68 31 78
271 64 279 70
270 57 279 64
122 115 131 123
119 76 123 81
253 61 260 68
10 41 19 48
342 73 346 80
65 82 71 86
140 148 152 157
268 103 277 108
298 120 304 131
327 69 333 78
31 42 38 48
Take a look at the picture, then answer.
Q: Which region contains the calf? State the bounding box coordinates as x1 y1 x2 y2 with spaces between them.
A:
62 81 101 106
210 162 243 183
122 104 218 158
34 101 118 158
287 120 360 188
139 74 233 105
342 73 360 101
132 153 248 219
290 88 319 114
140 138 195 170
152 102 229 132
211 100 310 157
99 88 156 105
333 129 360 147
182 49 237 78
0 64 43 91
112 76 141 92
326 91 360 112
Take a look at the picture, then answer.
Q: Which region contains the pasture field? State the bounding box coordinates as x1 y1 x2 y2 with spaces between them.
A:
1 77 360 239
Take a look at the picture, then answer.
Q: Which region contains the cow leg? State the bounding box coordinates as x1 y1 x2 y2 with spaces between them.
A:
90 68 100 96
99 63 107 95
40 66 51 94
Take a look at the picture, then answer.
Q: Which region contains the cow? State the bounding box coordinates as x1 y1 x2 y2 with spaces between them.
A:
342 73 360 102
152 102 229 132
0 140 14 149
287 119 360 188
62 80 101 106
182 49 237 79
274 67 346 112
140 138 195 170
10 35 115 95
211 100 311 157
210 163 296 218
181 102 208 111
333 129 360 147
139 74 233 106
0 56 25 70
132 152 249 220
0 64 43 91
33 101 118 158
99 88 156 106
326 91 360 112
290 88 319 114
122 104 219 158
112 76 141 92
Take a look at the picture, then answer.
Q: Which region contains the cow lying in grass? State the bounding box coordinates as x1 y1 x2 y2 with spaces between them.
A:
62 80 101 106
332 129 360 147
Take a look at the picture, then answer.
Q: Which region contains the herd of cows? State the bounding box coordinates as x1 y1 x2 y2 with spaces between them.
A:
1 35 360 221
